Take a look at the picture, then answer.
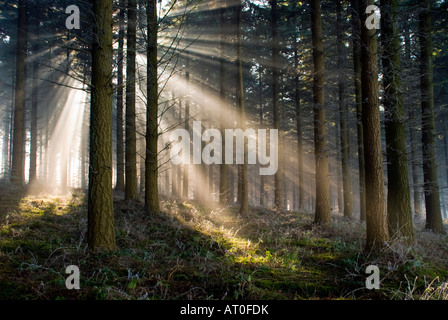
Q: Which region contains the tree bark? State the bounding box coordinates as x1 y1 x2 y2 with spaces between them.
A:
381 0 414 241
270 0 282 210
418 0 445 234
145 0 160 214
337 2 353 218
11 0 27 185
219 5 228 205
115 0 125 192
351 0 366 221
182 56 190 199
236 0 248 215
360 0 389 250
88 0 116 251
311 0 331 224
125 0 139 201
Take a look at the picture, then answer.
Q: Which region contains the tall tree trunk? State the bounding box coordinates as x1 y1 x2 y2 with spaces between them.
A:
219 5 228 205
88 0 116 251
402 13 422 218
29 50 39 184
237 0 248 215
337 2 353 218
259 67 265 207
145 0 160 213
360 0 389 250
11 0 27 185
125 0 139 201
182 56 190 199
293 40 305 211
115 0 125 192
311 0 331 224
381 0 414 241
418 0 445 234
350 0 366 221
270 0 282 210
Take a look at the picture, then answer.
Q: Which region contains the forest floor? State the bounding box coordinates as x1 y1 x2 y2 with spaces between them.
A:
0 182 447 300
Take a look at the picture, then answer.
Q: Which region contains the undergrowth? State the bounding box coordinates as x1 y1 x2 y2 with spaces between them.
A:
0 183 447 300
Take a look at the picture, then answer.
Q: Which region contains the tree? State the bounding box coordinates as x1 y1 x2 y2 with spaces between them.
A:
337 1 353 218
237 0 248 216
125 0 139 201
219 3 228 205
381 0 414 241
270 0 282 210
145 0 160 214
350 0 366 221
88 0 116 251
115 0 126 192
310 0 331 224
418 0 445 234
359 0 389 250
11 0 27 185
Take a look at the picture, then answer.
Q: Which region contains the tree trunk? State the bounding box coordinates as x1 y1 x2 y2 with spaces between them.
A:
182 56 190 199
11 0 27 185
259 67 265 207
381 0 414 241
337 2 353 218
311 0 331 224
29 51 39 184
236 0 248 215
115 0 125 192
145 0 160 214
88 0 116 251
219 5 228 205
360 0 389 250
125 0 139 201
293 41 305 211
418 0 445 234
270 0 282 210
350 0 366 221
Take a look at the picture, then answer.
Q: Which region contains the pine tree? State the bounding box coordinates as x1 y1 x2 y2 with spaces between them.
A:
311 0 331 224
350 0 366 221
237 0 248 216
88 0 116 251
418 0 446 234
337 1 353 219
381 0 414 241
145 0 160 214
270 0 282 210
11 0 27 185
360 0 389 250
125 0 139 201
115 0 125 192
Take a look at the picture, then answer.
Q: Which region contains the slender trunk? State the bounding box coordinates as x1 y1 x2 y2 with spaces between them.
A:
115 0 125 191
259 67 265 207
11 0 27 185
237 0 248 215
219 6 228 205
270 0 282 210
182 56 190 199
145 0 159 213
88 0 116 251
381 0 414 241
311 0 331 224
360 0 389 250
125 0 139 201
350 0 366 221
419 0 445 234
337 3 353 218
294 42 305 211
29 54 39 183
